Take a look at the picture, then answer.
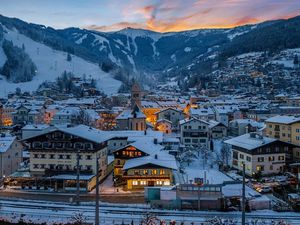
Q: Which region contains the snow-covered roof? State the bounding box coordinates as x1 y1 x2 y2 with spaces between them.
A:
265 115 300 124
118 138 164 155
0 135 16 153
190 107 214 116
116 108 146 120
154 107 183 115
222 183 262 198
208 120 226 128
231 119 264 128
224 133 277 150
55 107 81 116
123 153 177 170
50 174 95 181
179 117 209 125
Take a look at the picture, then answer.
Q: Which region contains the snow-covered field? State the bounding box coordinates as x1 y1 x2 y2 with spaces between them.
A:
0 26 121 97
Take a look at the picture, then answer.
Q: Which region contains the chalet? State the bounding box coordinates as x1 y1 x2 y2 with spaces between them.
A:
225 133 298 177
155 108 186 131
113 138 177 190
208 120 227 139
23 125 109 192
155 119 172 134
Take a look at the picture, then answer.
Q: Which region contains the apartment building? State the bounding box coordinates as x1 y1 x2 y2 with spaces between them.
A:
225 133 297 176
265 115 300 161
179 118 210 148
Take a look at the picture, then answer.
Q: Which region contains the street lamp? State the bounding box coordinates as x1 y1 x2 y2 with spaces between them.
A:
95 154 100 225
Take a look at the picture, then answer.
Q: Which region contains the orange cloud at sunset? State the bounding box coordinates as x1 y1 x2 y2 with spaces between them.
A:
86 0 300 33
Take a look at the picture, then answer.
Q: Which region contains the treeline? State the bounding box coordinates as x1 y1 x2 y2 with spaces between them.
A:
1 39 37 82
220 16 300 58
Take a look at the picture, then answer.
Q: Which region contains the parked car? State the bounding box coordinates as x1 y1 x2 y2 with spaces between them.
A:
256 185 272 193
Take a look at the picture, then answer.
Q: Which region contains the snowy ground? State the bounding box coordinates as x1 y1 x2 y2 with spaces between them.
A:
0 26 121 97
0 198 299 225
181 140 233 185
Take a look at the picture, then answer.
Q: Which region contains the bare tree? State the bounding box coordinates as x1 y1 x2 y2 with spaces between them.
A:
220 144 231 166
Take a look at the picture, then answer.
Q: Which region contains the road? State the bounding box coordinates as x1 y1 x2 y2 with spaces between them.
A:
1 198 300 225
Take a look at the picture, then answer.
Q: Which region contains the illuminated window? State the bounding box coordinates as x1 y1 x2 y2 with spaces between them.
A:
143 170 148 175
140 181 146 185
160 169 165 175
152 170 157 175
156 181 163 185
164 180 170 185
132 181 138 185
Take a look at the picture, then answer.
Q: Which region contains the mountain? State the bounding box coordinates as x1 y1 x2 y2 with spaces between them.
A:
0 15 121 97
0 14 300 95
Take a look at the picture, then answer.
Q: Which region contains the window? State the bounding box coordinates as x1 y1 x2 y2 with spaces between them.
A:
233 151 238 159
156 181 163 185
86 155 92 160
143 170 148 175
160 169 165 175
296 128 300 133
164 180 170 185
246 156 251 162
33 164 38 169
86 165 92 170
40 164 45 169
296 136 300 141
152 170 157 175
200 139 206 143
282 133 286 137
66 155 71 159
278 155 285 161
40 154 46 159
258 157 264 162
140 181 147 185
256 165 264 171
34 154 38 158
132 181 138 185
268 156 275 161
270 165 273 170
58 155 64 159
239 154 244 159
185 139 191 143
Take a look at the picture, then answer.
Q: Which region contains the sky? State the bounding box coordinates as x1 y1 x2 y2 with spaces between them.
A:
0 0 300 32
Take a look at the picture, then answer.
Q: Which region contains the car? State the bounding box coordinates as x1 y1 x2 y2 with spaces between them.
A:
284 172 296 179
257 185 272 193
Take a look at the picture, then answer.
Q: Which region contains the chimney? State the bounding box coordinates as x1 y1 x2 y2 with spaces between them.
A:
154 154 158 159
144 130 147 135
154 138 158 144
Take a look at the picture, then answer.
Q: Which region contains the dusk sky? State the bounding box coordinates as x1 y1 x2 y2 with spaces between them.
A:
0 0 300 32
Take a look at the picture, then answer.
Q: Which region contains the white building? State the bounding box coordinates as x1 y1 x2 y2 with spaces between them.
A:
225 133 296 176
179 118 210 148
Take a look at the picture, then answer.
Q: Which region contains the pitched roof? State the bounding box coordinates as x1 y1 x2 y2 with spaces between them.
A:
224 133 277 150
123 153 178 170
0 135 16 153
265 115 300 124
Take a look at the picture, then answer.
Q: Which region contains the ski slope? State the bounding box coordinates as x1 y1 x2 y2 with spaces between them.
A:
0 26 121 97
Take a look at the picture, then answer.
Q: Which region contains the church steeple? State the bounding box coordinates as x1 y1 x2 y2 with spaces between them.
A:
131 81 142 108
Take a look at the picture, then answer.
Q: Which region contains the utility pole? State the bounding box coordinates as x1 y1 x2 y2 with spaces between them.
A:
242 163 246 225
76 149 80 205
95 155 100 225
